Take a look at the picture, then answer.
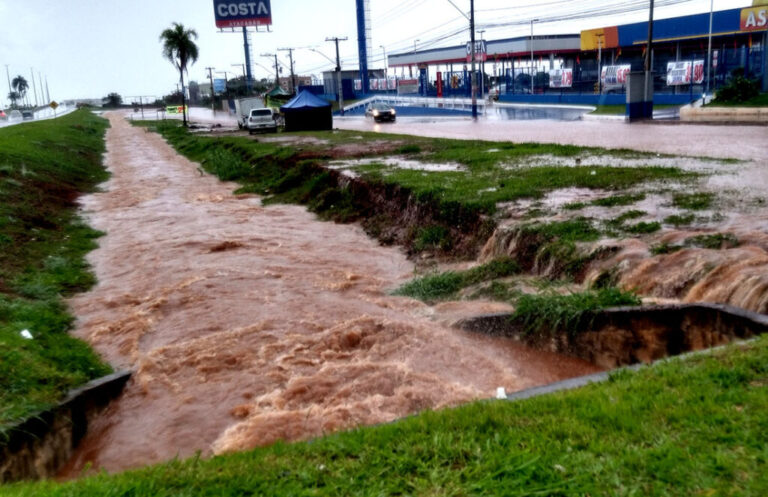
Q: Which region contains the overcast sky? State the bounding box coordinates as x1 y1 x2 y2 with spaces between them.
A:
0 0 751 105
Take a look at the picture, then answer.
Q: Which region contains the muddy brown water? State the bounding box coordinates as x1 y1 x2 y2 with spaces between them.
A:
59 114 599 476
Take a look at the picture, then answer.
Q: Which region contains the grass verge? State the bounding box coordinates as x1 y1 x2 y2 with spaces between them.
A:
393 257 521 301
7 334 768 495
0 111 112 431
513 288 641 336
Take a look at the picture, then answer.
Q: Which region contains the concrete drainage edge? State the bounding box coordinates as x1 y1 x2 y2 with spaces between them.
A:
0 370 132 483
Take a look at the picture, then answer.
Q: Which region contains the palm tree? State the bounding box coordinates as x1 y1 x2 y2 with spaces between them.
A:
11 76 28 107
160 23 199 127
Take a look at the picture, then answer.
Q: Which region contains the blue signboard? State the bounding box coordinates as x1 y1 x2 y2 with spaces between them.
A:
213 0 272 28
213 79 227 94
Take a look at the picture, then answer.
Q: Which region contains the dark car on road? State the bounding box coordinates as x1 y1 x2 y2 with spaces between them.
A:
21 111 34 121
365 102 396 122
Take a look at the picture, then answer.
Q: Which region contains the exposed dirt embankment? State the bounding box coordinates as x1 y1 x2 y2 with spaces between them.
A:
460 304 768 369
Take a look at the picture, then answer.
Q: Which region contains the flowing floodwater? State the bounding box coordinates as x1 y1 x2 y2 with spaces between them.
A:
60 114 599 476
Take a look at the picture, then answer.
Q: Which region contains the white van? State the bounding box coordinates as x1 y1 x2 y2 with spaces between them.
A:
247 108 277 134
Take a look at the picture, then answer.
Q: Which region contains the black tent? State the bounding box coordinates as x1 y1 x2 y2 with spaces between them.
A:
280 90 332 132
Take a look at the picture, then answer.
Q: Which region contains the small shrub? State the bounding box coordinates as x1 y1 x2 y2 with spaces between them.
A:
715 69 760 103
395 144 421 155
684 233 739 250
513 288 641 336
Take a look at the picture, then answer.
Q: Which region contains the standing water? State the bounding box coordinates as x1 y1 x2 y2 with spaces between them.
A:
60 113 598 476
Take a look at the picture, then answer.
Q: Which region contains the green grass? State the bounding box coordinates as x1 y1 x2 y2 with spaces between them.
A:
589 104 678 115
394 257 521 301
664 212 696 227
512 287 641 336
672 192 715 211
10 333 768 496
0 111 112 430
708 92 768 107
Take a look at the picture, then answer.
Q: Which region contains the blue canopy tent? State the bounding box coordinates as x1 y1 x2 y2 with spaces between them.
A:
280 90 333 132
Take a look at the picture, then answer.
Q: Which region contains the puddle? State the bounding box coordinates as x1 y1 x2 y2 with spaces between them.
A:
328 156 465 173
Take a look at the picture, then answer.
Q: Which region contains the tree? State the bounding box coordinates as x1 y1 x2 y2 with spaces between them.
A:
160 23 199 127
102 93 123 108
11 76 28 106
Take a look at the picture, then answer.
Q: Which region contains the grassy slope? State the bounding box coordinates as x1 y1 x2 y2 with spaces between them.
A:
589 104 678 115
7 336 768 496
708 93 768 108
0 111 112 430
147 123 692 218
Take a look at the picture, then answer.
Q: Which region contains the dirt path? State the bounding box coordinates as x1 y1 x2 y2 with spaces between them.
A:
61 113 598 475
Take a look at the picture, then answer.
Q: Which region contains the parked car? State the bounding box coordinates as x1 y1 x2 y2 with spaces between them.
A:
247 108 277 134
365 102 396 122
235 97 266 129
21 111 34 121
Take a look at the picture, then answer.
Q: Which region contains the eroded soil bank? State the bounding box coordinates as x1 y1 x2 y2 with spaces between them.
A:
60 114 598 476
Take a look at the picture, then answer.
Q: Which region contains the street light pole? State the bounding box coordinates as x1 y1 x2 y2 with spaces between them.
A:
380 45 388 94
705 0 714 96
478 29 485 99
530 19 538 95
644 0 655 118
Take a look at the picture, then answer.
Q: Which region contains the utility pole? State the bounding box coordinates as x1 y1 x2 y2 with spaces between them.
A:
205 66 216 116
597 34 604 94
470 0 477 119
262 53 280 87
278 48 296 94
326 37 348 116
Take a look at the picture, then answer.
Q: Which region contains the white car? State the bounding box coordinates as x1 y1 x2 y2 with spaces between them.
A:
247 108 278 134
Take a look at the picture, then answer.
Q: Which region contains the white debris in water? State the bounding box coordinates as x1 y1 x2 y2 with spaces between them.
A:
328 156 465 173
479 187 498 194
496 387 507 399
20 329 33 340
487 149 501 153
505 153 733 173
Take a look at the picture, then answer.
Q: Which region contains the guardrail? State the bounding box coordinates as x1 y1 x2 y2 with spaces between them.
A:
343 95 487 114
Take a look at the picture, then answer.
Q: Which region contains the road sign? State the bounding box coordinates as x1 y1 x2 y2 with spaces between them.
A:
214 0 272 28
49 101 59 110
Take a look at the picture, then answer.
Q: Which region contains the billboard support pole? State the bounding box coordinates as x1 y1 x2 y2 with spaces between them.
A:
243 27 253 92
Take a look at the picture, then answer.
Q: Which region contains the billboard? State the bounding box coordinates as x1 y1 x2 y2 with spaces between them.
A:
214 1 272 28
666 60 705 86
549 68 573 88
601 65 631 88
213 79 227 94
